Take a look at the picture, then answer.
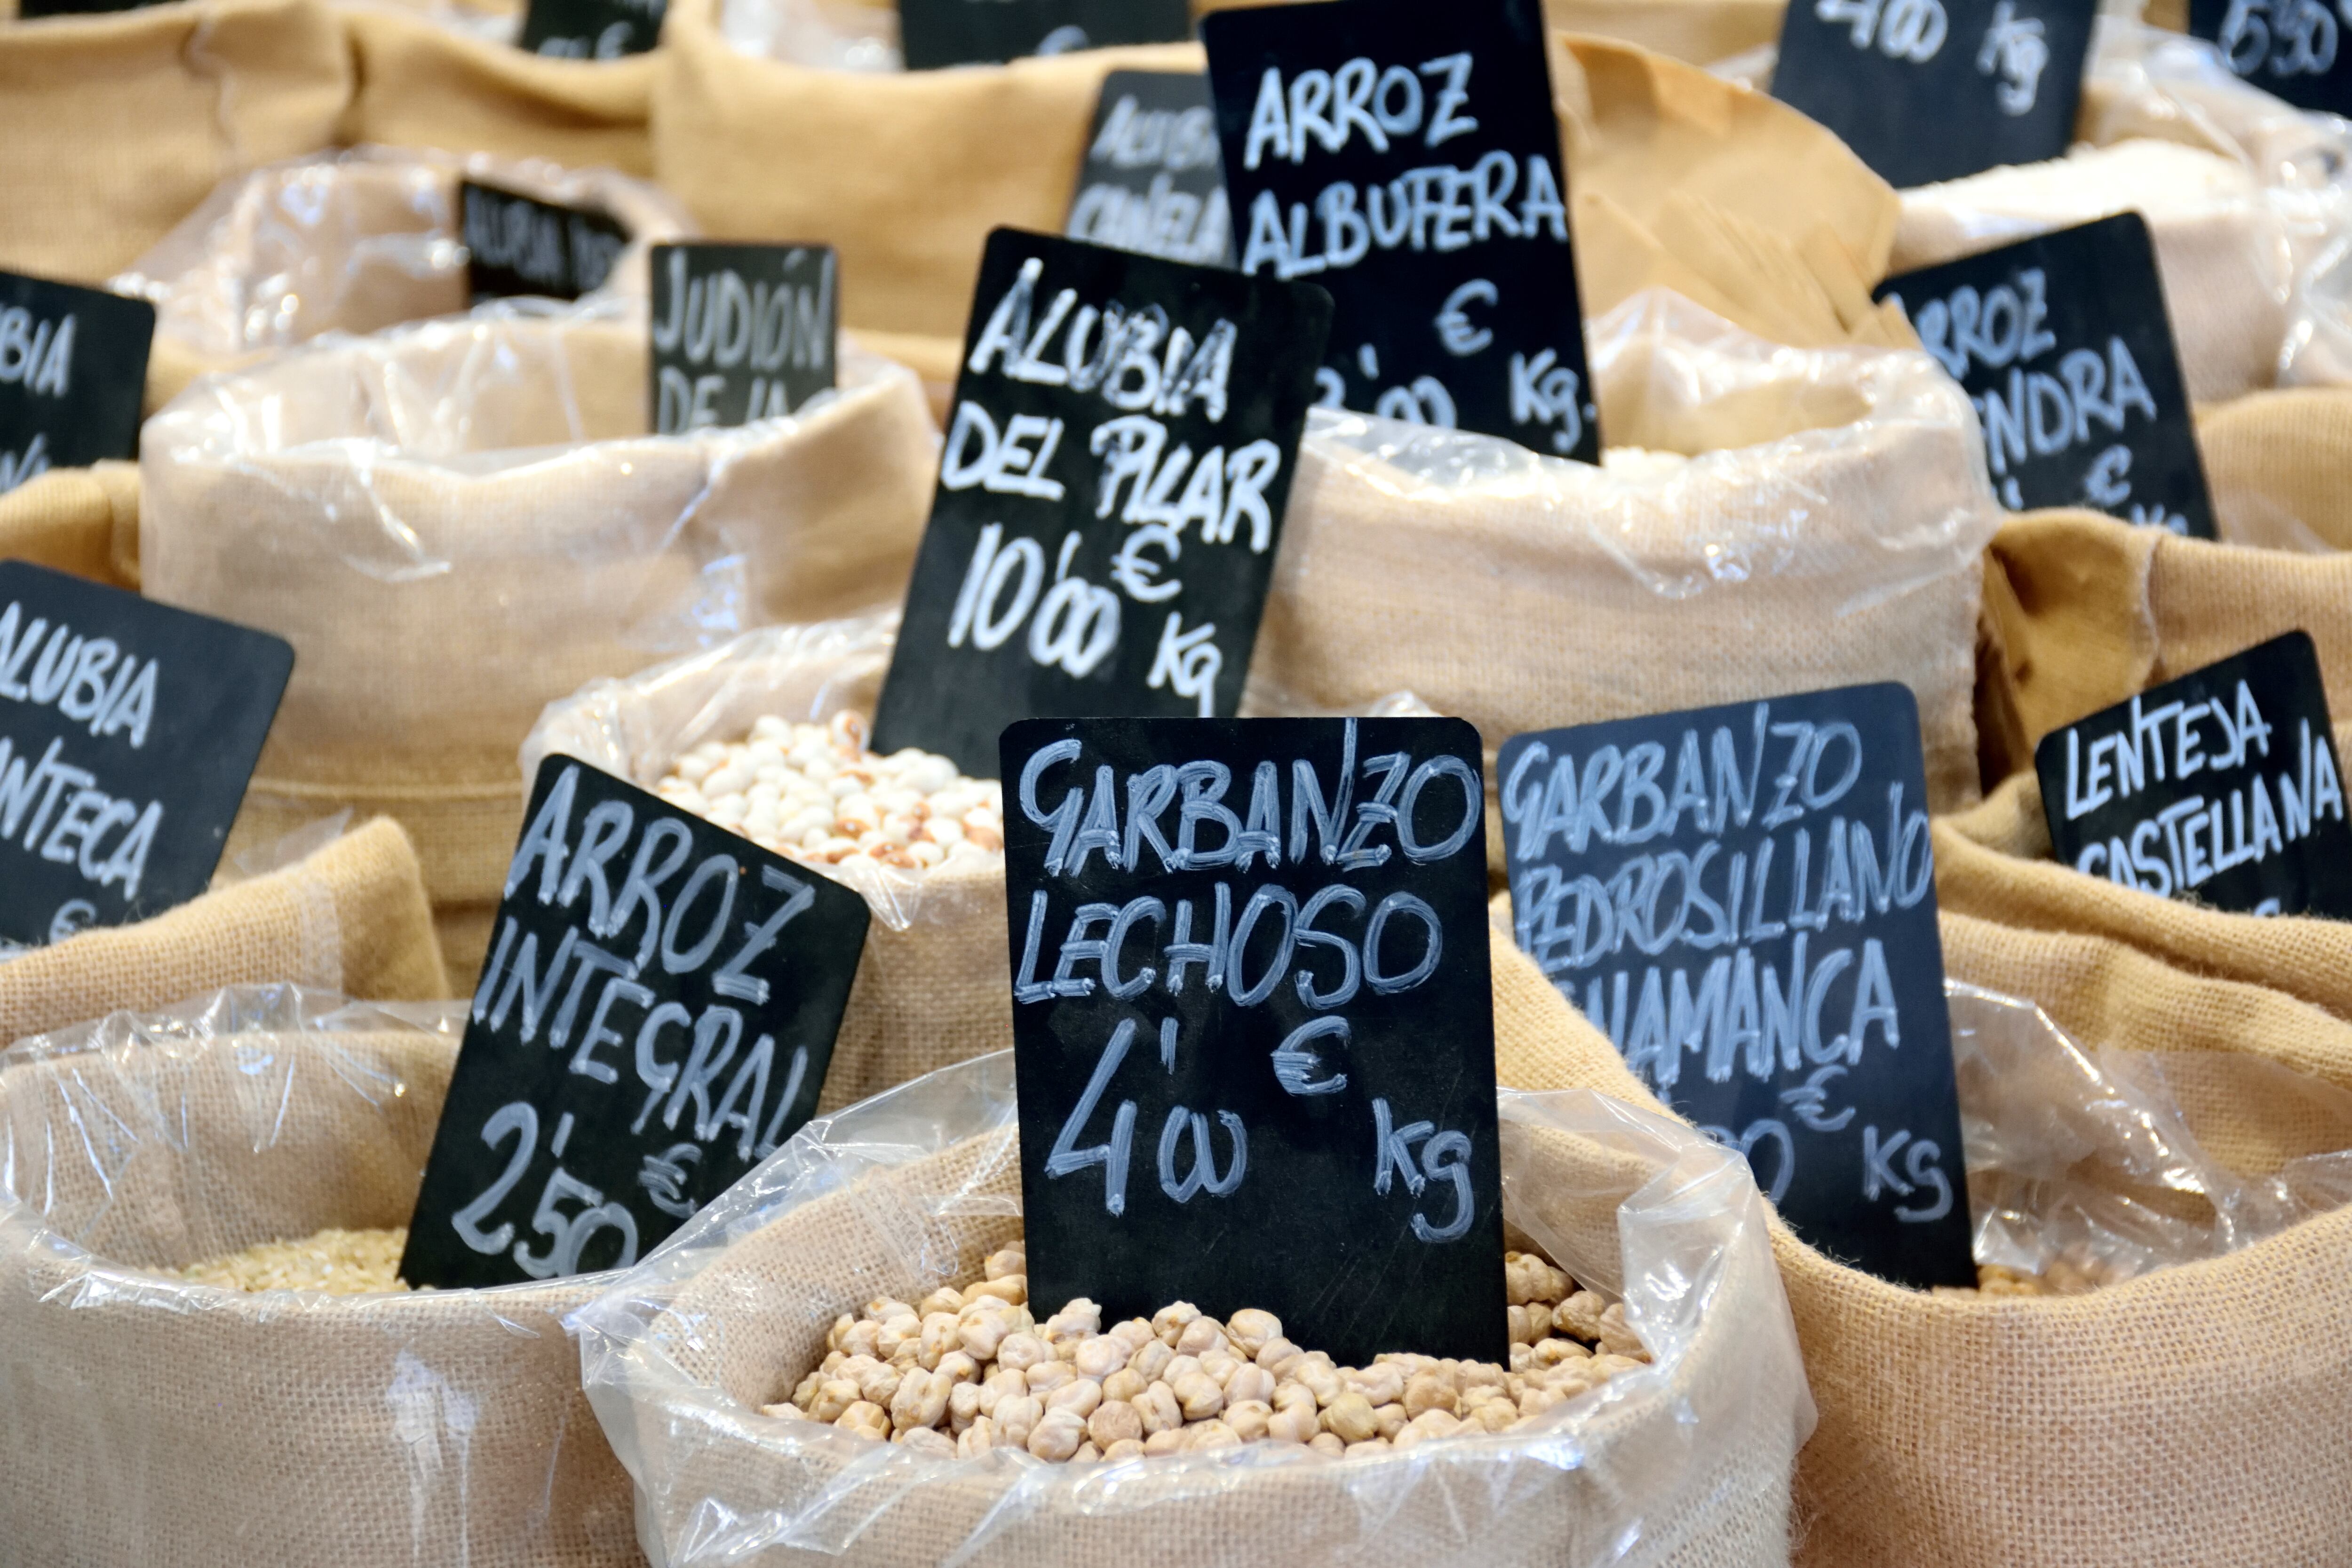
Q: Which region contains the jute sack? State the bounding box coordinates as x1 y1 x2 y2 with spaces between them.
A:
0 987 637 1568
115 144 691 411
1544 0 1783 65
575 1049 1812 1567
1252 286 2000 869
2193 386 2352 551
1487 909 2352 1566
0 0 351 286
0 460 140 590
137 303 938 983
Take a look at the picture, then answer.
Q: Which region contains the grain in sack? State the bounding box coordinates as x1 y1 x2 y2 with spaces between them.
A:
0 985 639 1567
574 1048 1813 1567
137 300 938 980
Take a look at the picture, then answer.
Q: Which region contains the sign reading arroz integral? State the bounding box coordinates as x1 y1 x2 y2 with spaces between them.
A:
519 0 664 58
0 563 292 948
1203 0 1601 460
2036 632 2352 919
869 229 1332 779
2190 0 2352 116
1001 716 1506 1367
461 181 631 304
650 244 837 433
1877 214 2215 537
0 270 153 496
400 757 872 1290
1066 72 1234 269
1498 684 1976 1290
897 0 1192 72
1772 0 2097 190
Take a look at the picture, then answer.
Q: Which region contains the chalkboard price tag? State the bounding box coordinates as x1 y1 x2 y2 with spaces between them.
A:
1065 71 1234 269
518 0 664 57
16 0 168 16
650 244 838 432
2036 632 2352 920
1499 684 1975 1290
460 181 631 304
898 0 1191 72
1001 716 1505 1367
1772 0 2096 190
2188 0 2352 116
0 270 153 496
0 562 292 948
1877 214 2215 536
868 228 1332 779
400 757 872 1290
1202 0 1599 461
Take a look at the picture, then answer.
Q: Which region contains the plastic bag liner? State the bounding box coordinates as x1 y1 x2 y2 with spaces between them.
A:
573 1051 1814 1568
0 985 640 1567
719 0 901 70
1251 287 1998 844
136 297 939 980
523 609 1434 1117
113 144 692 411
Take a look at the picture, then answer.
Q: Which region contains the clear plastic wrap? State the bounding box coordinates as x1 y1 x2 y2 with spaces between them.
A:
574 1051 1814 1568
719 0 901 69
0 984 640 1567
1255 287 2000 820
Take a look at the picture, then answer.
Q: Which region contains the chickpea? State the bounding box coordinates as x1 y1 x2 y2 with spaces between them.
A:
1101 1367 1147 1403
958 1306 1015 1362
919 1287 965 1317
1127 1340 1174 1382
1026 1360 1076 1394
1106 1318 1157 1356
1402 1375 1458 1418
1555 1290 1605 1342
1294 1359 1343 1408
1343 1363 1403 1407
1101 1438 1146 1462
935 1351 978 1385
956 1418 996 1458
1321 1393 1377 1445
1143 1427 1186 1457
1254 1335 1301 1371
1225 1308 1283 1356
808 1379 858 1424
1087 1399 1143 1447
1044 1299 1102 1342
978 1368 1025 1416
1027 1407 1086 1461
1183 1419 1240 1451
1198 1351 1241 1387
969 1275 1027 1307
1073 1336 1128 1379
994 1395 1043 1448
1344 1440 1391 1459
1596 1303 1646 1359
836 1401 890 1442
1264 1404 1319 1444
1133 1381 1183 1435
1225 1364 1276 1406
1373 1402 1408 1441
1175 1317 1229 1358
983 1247 1025 1280
995 1333 1048 1373
948 1381 982 1433
1047 1378 1102 1418
890 1368 949 1433
1172 1371 1225 1422
1224 1399 1273 1442
1073 1441 1102 1465
758 1401 805 1422
1151 1301 1201 1345
897 1426 956 1458
1307 1432 1345 1457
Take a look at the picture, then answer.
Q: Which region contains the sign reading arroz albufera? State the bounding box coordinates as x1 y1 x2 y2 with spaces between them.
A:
1202 0 1601 460
897 0 1190 72
2190 0 2352 117
0 563 292 949
1772 0 2096 190
1498 684 1976 1290
1066 72 1235 269
1001 716 1506 1367
1877 214 2216 537
2036 632 2352 919
651 244 837 432
519 0 663 58
461 181 631 304
0 270 153 497
400 757 871 1290
868 230 1332 779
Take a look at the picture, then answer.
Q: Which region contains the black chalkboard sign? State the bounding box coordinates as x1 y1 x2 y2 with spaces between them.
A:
2188 0 2352 116
868 229 1331 779
16 0 166 16
1203 0 1600 461
0 270 152 495
898 0 1191 71
1499 684 1975 1290
519 0 664 57
461 181 631 304
2036 632 2352 920
1065 71 1234 269
650 244 837 433
400 757 871 1290
1772 0 2097 190
0 562 292 948
1877 214 2214 537
1001 716 1505 1366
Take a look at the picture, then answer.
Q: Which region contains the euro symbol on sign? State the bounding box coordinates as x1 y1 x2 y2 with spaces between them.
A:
1779 1064 1857 1133
1435 280 1498 357
639 1143 703 1219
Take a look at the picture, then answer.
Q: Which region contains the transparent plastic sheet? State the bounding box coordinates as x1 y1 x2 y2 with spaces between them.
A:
0 984 640 1566
1257 288 1999 821
332 0 526 46
574 1052 1814 1568
1949 979 2352 1287
719 0 901 69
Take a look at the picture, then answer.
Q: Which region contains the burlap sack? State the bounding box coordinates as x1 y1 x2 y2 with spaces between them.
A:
2194 386 2352 550
0 459 140 589
1486 907 2352 1566
574 1049 1812 1567
1252 287 1998 868
0 987 637 1567
115 144 691 411
1545 0 1782 65
0 816 445 1042
0 0 351 287
137 303 938 982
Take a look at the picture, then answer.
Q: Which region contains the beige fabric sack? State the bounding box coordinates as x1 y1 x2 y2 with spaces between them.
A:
0 0 351 286
0 459 141 590
1488 908 2352 1566
0 987 637 1567
1253 287 2000 858
1545 0 1783 65
114 144 691 411
574 1048 1812 1567
2194 386 2352 550
137 303 938 981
